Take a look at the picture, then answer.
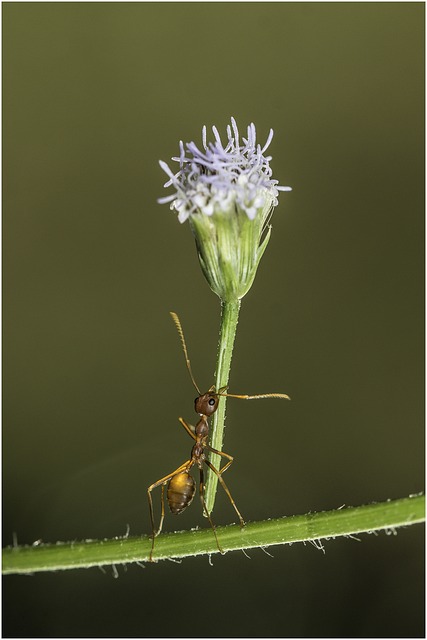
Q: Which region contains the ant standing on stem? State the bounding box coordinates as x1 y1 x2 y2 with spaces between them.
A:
147 312 290 562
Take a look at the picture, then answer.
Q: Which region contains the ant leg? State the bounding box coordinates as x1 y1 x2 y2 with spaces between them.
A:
205 444 234 475
148 484 166 563
147 460 191 562
204 459 245 529
147 489 158 563
178 417 196 440
158 484 166 537
198 466 224 555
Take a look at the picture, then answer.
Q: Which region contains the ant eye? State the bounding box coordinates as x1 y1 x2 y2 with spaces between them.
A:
208 398 216 406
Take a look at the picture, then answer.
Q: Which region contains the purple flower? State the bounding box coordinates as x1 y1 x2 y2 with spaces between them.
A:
159 117 291 223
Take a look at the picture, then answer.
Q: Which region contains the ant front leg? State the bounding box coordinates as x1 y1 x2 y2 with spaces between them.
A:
178 417 196 440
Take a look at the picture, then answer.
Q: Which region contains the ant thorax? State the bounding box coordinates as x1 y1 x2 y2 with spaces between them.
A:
195 417 209 438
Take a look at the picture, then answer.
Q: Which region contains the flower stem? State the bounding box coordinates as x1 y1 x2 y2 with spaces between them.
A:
2 495 424 574
204 298 241 515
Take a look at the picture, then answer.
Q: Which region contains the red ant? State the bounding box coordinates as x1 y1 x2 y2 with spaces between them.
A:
147 312 289 561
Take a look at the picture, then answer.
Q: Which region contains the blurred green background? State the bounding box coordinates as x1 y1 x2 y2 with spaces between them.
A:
3 2 424 638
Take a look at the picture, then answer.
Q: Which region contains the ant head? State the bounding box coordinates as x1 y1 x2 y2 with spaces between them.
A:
195 391 219 416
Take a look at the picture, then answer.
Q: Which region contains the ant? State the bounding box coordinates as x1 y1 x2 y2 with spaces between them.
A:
147 312 290 561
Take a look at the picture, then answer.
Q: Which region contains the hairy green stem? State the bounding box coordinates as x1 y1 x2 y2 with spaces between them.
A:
3 495 424 574
204 298 241 514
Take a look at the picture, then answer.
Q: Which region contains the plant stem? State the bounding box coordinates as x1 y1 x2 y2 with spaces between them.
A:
204 298 241 514
3 495 424 575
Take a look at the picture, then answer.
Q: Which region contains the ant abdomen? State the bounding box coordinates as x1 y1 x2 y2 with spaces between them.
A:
167 471 195 514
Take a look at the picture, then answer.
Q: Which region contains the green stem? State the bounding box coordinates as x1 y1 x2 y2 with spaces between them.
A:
204 298 241 514
3 495 424 574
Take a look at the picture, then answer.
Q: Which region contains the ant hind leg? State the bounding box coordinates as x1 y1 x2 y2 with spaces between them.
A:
204 459 245 529
198 466 224 555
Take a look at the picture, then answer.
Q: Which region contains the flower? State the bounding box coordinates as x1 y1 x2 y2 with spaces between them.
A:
159 117 291 301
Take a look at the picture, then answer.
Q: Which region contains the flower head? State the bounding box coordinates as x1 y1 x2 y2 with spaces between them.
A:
159 117 291 301
159 117 291 223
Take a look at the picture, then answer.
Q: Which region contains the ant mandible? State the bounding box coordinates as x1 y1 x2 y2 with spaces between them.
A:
147 311 290 561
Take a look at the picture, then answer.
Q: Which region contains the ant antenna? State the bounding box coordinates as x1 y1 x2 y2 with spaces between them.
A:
170 312 201 395
218 392 290 401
